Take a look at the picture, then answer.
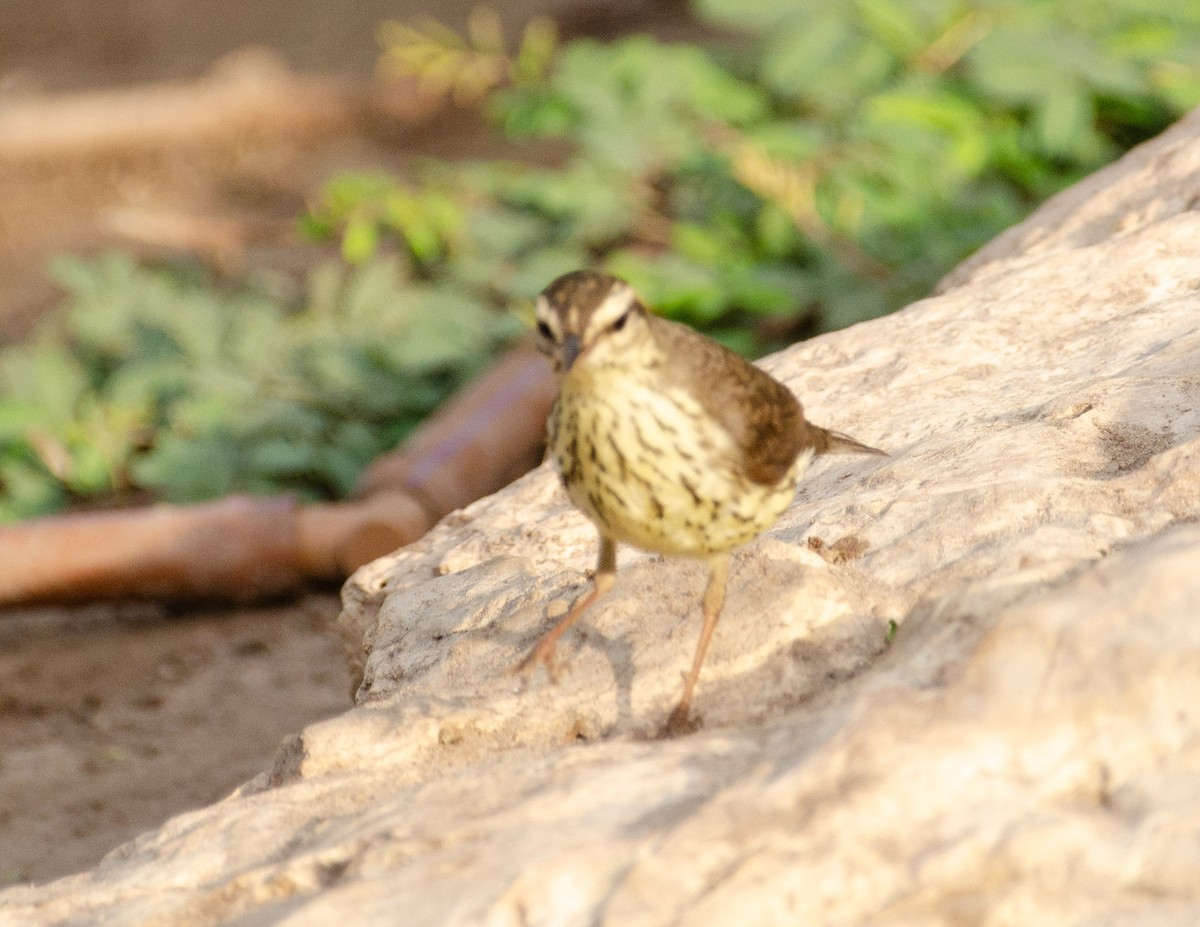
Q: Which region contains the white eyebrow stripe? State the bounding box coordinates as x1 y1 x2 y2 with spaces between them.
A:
535 297 561 337
588 284 634 334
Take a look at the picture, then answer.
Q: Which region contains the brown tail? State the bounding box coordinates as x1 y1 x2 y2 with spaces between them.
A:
811 425 887 457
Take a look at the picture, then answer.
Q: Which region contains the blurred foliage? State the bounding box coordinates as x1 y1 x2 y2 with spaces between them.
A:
332 0 1200 345
0 255 517 520
377 7 557 103
2 0 1198 519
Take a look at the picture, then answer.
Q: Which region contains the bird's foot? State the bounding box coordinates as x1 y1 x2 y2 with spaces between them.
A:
659 701 702 738
513 636 563 685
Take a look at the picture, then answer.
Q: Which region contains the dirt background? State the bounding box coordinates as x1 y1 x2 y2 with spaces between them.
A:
0 596 347 884
0 0 694 886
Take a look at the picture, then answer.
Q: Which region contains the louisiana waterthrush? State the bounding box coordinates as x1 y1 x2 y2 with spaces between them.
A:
518 270 885 733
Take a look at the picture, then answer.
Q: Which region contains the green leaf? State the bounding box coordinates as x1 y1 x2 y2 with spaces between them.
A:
761 13 894 106
0 459 66 521
342 218 381 264
386 290 492 371
855 0 928 59
1033 85 1094 159
0 339 89 423
0 401 47 441
491 86 578 138
967 26 1069 106
247 438 321 478
131 432 241 501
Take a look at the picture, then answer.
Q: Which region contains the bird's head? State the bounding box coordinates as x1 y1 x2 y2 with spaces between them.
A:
534 270 650 375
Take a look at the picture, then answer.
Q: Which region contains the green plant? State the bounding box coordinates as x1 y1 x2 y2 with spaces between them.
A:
377 7 557 103
0 254 518 520
322 0 1200 348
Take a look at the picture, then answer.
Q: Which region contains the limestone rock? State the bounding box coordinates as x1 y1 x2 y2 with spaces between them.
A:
5 110 1200 926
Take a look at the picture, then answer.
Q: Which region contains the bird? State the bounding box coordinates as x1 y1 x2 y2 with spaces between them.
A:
516 269 885 733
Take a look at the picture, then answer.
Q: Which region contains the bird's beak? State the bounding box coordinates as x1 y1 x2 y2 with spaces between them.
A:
561 334 583 372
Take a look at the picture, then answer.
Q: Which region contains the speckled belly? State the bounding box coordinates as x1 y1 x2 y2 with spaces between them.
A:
549 375 811 557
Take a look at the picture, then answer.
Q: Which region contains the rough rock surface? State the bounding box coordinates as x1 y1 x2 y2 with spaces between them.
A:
5 110 1200 926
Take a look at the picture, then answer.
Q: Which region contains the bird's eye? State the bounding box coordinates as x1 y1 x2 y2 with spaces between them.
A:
611 311 629 332
536 320 554 340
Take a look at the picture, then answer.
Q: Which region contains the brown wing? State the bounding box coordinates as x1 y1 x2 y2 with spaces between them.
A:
650 317 809 486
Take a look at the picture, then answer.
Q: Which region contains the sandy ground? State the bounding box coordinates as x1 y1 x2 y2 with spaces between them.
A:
0 597 351 885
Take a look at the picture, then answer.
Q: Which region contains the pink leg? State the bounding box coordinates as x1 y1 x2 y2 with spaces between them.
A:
516 535 617 682
664 552 730 734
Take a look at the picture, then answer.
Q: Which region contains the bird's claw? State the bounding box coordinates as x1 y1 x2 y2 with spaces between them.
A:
660 702 701 738
514 639 561 684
